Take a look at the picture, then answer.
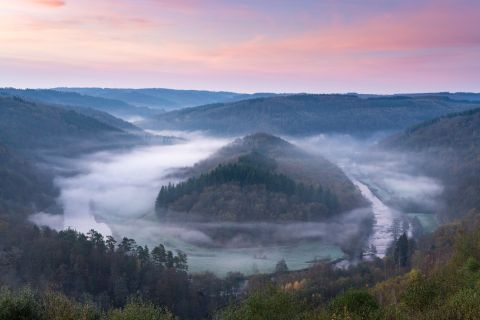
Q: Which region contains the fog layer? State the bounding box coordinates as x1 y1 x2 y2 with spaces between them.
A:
30 132 443 274
293 134 444 256
31 131 230 236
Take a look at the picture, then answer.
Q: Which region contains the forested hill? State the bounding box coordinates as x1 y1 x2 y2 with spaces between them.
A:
0 143 57 217
400 92 480 102
48 103 141 132
0 95 143 217
156 133 365 222
147 94 480 136
185 133 365 205
0 95 139 153
384 108 480 220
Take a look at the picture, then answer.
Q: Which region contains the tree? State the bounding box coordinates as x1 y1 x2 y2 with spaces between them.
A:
137 245 150 264
165 251 175 269
118 237 136 254
174 250 188 271
151 245 167 266
87 229 105 250
106 236 117 252
275 259 288 274
394 232 410 268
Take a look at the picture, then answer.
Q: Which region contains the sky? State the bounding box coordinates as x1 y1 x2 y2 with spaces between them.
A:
0 0 479 93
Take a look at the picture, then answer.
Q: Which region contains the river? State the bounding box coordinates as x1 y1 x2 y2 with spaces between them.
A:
352 180 397 258
30 132 439 275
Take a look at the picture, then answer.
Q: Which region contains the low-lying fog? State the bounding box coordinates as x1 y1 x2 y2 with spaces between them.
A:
32 131 229 235
30 131 443 275
293 134 443 256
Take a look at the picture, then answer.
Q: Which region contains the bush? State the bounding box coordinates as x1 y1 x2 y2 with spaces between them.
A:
0 287 42 320
465 257 480 272
443 288 480 320
329 289 379 319
109 300 175 320
42 291 101 320
218 286 306 320
401 277 437 312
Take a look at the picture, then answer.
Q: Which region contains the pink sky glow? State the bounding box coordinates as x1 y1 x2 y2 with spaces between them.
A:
0 0 479 93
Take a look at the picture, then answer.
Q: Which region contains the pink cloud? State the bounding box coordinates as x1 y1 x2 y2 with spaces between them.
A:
3 0 479 92
203 1 480 73
152 0 200 11
29 0 65 7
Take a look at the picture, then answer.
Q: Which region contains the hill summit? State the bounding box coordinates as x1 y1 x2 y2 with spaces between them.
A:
156 133 364 222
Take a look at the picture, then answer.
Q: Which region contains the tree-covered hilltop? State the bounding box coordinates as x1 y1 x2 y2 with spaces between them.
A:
156 152 340 221
155 133 363 222
178 133 365 214
147 94 480 136
384 108 480 221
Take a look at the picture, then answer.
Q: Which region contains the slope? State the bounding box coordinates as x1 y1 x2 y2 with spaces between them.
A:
148 94 480 136
0 95 138 153
0 142 57 218
156 133 365 222
384 108 480 220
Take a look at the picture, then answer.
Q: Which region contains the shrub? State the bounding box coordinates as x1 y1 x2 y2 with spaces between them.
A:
218 286 306 320
42 291 101 320
109 300 175 320
0 287 42 320
328 289 378 319
401 277 437 312
465 257 480 272
443 288 480 320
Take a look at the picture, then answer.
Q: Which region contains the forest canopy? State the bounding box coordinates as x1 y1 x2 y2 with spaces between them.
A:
156 152 340 222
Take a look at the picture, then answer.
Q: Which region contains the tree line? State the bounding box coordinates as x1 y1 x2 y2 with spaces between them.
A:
156 154 340 216
0 221 244 319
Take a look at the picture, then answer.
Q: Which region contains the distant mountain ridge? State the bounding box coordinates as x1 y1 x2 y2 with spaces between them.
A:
0 88 154 119
55 87 277 110
147 94 480 136
397 92 480 102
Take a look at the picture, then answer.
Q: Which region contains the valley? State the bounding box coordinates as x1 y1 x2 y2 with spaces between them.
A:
0 88 478 318
2 1 479 317
27 127 441 275
29 131 353 275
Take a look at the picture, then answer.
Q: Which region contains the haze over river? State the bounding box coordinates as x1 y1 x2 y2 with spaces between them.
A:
31 132 440 275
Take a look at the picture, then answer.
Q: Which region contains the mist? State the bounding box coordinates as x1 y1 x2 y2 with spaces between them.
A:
30 131 230 236
29 131 444 274
293 134 443 212
292 134 444 256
